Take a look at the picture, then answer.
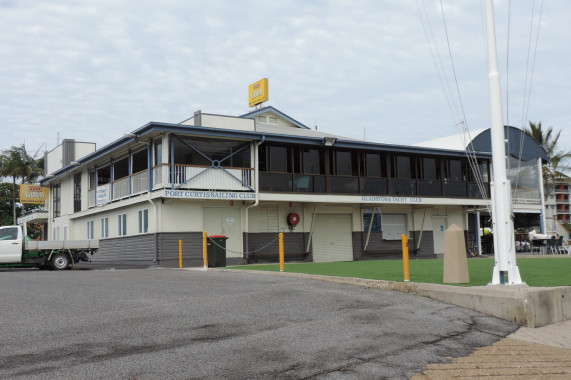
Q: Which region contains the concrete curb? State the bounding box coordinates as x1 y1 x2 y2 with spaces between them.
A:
213 268 571 327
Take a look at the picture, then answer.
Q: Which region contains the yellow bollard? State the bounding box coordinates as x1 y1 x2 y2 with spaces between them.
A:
402 234 410 282
203 231 208 269
279 233 285 272
179 239 183 268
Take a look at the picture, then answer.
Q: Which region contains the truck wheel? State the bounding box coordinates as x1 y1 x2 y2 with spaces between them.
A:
50 253 70 270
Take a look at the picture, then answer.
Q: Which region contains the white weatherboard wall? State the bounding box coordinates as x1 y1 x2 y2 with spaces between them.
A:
312 214 353 262
161 200 203 232
203 206 242 257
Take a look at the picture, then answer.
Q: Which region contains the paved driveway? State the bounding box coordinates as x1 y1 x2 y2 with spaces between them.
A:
0 268 517 379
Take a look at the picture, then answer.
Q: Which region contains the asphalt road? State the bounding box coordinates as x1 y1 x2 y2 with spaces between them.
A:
0 268 518 379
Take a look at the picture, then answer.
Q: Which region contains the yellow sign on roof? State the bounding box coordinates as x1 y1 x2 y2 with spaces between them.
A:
249 78 269 107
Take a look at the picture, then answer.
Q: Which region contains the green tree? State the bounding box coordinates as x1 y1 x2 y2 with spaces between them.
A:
524 122 571 190
0 182 14 226
0 145 44 225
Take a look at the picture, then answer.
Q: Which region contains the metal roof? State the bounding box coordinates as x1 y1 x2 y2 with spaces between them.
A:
416 126 549 162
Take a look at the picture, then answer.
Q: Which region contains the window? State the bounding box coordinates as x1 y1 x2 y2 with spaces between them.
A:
118 214 127 236
329 150 358 176
421 158 438 180
114 156 130 180
0 227 19 240
478 162 489 182
97 165 111 185
89 169 96 190
132 149 148 173
53 226 61 241
74 173 82 213
52 184 61 218
393 156 412 179
293 147 324 175
138 209 149 233
173 136 251 168
154 139 163 166
363 153 385 177
87 221 94 239
446 159 465 182
382 214 407 240
302 148 322 174
101 217 109 238
363 210 382 232
269 146 289 172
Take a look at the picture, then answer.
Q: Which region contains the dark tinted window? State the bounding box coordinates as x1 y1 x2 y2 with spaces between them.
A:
396 156 411 179
270 146 288 172
422 158 437 180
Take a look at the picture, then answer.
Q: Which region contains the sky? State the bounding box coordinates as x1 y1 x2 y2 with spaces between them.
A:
1 0 569 163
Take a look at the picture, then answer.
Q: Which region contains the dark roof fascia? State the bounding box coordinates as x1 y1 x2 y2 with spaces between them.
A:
240 106 311 129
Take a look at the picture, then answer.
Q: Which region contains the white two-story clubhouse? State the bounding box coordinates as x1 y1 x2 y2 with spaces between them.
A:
38 106 546 268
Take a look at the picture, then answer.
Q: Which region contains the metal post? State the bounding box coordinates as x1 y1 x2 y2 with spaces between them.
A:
402 234 410 282
170 135 175 189
305 207 317 252
416 208 428 251
363 207 377 252
485 0 522 285
279 233 285 272
203 231 208 269
179 239 183 268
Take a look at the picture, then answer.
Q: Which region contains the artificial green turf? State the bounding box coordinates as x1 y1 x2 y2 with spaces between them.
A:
228 257 571 287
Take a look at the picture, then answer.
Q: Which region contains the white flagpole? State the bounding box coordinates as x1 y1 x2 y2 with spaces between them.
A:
484 0 523 285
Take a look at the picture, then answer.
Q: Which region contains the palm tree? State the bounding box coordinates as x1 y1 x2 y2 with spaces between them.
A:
0 145 44 224
524 122 570 189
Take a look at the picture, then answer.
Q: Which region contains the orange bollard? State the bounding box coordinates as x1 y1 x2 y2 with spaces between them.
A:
279 233 285 272
203 231 208 269
179 239 183 268
402 234 410 282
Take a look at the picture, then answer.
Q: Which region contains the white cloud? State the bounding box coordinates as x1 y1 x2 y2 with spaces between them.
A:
0 0 569 160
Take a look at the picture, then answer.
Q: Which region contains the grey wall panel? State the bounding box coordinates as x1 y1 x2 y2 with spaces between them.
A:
352 232 363 260
355 231 434 259
94 234 158 267
244 232 310 263
412 231 435 257
157 232 204 268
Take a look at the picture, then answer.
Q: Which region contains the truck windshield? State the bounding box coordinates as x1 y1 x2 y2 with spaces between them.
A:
0 227 19 241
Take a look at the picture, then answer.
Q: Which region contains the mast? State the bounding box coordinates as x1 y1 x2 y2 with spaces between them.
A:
484 0 523 285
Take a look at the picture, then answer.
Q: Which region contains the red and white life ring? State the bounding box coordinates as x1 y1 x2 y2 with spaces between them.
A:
287 212 300 226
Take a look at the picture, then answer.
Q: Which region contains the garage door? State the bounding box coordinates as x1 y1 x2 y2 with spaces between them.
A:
312 214 353 262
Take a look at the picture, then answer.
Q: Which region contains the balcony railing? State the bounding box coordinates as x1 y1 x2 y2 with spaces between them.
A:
131 170 149 195
112 176 130 200
87 165 254 208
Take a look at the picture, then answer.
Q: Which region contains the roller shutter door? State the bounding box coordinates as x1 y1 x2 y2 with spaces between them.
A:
312 214 353 262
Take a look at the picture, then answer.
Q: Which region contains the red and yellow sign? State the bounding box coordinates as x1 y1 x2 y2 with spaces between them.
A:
249 78 269 107
20 184 50 205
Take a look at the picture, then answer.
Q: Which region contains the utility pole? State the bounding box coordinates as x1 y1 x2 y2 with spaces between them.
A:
485 0 523 285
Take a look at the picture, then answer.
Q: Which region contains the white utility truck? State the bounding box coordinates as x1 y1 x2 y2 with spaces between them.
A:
0 225 98 270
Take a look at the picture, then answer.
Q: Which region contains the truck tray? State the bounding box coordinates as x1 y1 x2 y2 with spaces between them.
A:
25 240 99 250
